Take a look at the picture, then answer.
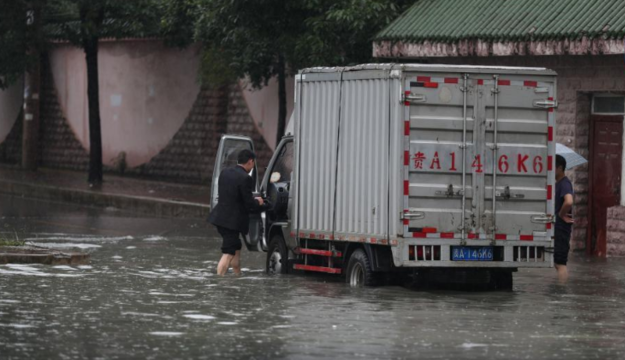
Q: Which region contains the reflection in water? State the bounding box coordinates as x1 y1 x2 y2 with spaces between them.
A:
1 233 625 360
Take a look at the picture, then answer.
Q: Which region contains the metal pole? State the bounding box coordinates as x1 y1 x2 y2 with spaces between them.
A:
22 5 41 170
460 74 469 241
491 75 500 242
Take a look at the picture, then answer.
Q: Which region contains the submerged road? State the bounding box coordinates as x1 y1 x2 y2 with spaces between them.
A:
1 195 624 359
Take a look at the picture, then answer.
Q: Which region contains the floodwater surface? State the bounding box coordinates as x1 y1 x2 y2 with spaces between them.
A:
1 196 624 359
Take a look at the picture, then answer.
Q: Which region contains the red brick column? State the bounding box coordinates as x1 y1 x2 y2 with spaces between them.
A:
607 205 625 257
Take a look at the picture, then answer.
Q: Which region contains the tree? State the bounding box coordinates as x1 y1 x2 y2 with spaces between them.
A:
45 0 160 184
0 0 42 90
2 0 161 183
194 0 412 146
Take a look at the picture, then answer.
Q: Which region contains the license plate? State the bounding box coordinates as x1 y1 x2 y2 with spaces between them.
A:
452 246 494 261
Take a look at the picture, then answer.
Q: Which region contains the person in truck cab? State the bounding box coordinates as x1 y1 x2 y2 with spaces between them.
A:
208 149 264 275
555 154 574 283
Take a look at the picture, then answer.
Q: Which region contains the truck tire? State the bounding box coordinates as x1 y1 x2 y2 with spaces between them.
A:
346 249 379 287
266 234 288 275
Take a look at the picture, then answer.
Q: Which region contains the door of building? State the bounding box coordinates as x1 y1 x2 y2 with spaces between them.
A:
589 115 623 257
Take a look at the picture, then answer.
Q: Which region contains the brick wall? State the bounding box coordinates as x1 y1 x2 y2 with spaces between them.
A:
607 206 625 257
428 55 625 254
128 84 273 184
0 111 22 165
0 54 273 186
38 55 90 171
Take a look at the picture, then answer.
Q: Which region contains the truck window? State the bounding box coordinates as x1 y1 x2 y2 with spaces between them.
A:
270 142 293 183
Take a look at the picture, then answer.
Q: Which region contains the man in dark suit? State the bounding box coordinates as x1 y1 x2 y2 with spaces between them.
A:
208 149 264 275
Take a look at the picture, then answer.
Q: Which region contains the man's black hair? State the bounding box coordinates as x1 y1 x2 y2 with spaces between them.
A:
556 154 567 171
237 149 256 165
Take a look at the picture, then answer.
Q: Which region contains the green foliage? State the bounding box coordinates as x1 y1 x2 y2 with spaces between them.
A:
0 229 25 247
0 0 46 89
44 0 162 45
158 0 199 48
299 0 413 66
1 0 163 89
194 0 412 88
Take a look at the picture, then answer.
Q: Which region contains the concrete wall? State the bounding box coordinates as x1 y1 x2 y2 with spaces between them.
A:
49 41 202 168
241 77 294 150
429 55 625 255
0 40 275 184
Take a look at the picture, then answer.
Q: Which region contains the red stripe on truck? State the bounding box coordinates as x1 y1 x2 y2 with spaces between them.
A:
404 151 410 166
524 81 538 87
404 121 410 136
404 181 409 195
548 127 553 142
440 232 454 238
444 78 459 84
520 235 534 241
495 234 507 240
417 76 430 82
548 155 553 171
498 80 511 86
547 185 553 200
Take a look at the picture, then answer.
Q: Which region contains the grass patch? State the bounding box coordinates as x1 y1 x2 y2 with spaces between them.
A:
0 231 26 247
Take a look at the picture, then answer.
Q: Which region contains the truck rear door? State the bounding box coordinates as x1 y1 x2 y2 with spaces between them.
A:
403 72 555 240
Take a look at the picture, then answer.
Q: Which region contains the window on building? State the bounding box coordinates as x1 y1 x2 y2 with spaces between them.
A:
592 94 625 115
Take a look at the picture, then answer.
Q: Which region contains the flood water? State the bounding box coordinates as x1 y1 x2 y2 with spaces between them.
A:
1 196 625 359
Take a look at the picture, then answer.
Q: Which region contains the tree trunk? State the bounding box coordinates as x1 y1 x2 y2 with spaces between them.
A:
84 37 103 185
276 53 287 147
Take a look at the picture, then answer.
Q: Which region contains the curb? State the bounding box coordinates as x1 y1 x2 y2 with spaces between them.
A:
0 180 210 219
0 246 90 265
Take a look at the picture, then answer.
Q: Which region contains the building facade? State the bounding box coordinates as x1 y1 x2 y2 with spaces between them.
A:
374 0 625 256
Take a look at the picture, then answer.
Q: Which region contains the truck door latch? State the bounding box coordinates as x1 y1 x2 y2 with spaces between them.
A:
401 211 426 220
402 92 426 104
531 214 553 224
533 99 558 109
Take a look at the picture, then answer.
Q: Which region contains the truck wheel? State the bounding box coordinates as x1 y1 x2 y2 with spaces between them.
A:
346 249 378 287
266 234 288 275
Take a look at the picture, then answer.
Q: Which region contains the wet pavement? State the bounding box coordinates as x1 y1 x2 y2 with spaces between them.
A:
1 195 625 359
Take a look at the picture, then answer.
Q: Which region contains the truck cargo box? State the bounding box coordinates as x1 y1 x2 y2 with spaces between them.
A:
291 64 556 268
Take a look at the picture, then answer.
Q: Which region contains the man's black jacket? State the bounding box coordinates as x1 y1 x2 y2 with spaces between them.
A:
208 166 261 234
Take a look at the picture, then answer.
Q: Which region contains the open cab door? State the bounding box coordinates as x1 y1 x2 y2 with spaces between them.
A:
211 135 265 251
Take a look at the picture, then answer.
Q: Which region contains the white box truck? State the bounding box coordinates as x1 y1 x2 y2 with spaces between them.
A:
211 64 557 288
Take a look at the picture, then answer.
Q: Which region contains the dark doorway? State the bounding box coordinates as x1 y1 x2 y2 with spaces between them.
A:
588 115 623 257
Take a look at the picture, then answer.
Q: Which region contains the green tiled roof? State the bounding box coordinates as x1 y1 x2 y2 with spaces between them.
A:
376 0 625 43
